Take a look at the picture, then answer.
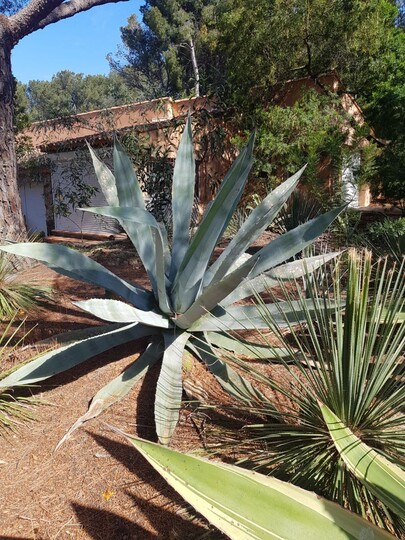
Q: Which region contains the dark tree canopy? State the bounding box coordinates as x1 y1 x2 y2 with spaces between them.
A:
110 0 223 99
20 70 139 121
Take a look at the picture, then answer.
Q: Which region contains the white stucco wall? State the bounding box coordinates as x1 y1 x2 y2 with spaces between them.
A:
50 151 120 235
20 182 47 235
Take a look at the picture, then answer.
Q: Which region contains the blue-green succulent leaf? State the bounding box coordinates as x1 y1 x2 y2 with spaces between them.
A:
221 251 341 306
190 300 329 332
205 165 306 286
155 331 190 445
172 133 255 312
189 335 266 404
87 143 118 206
0 323 157 387
56 336 164 448
170 117 195 280
73 299 172 328
113 137 146 208
82 207 172 313
234 205 346 281
0 243 153 310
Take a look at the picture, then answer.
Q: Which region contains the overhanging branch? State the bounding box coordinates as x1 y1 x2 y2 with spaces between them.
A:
10 0 129 44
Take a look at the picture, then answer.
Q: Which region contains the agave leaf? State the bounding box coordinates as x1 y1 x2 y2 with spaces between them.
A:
235 206 346 282
189 300 327 332
56 336 164 449
83 207 172 314
155 331 190 445
190 335 266 404
120 435 395 540
0 243 153 310
205 332 294 360
73 299 172 328
38 323 124 346
113 137 146 208
175 254 259 329
320 403 405 519
87 143 118 206
221 251 341 306
172 132 255 312
170 116 195 280
112 140 160 291
205 165 306 286
0 323 156 387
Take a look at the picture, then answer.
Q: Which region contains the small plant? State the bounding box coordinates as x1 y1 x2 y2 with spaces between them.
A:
0 316 38 431
368 217 405 263
270 190 323 234
0 119 343 445
0 235 52 319
329 207 363 247
210 251 405 535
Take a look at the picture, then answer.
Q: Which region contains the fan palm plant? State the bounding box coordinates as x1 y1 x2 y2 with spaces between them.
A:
209 251 405 535
0 119 343 445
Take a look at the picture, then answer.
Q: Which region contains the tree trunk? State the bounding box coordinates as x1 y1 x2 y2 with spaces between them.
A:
0 18 27 241
189 37 200 98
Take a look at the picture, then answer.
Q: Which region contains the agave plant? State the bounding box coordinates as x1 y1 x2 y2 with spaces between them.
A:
118 432 395 540
0 119 343 445
209 251 405 534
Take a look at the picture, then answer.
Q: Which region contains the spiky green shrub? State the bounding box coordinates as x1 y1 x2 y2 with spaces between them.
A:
368 217 405 263
209 251 405 535
0 237 52 319
0 316 38 431
270 190 323 234
0 119 343 445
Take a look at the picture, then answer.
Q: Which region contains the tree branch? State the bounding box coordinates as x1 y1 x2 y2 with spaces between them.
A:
10 0 129 45
9 0 63 43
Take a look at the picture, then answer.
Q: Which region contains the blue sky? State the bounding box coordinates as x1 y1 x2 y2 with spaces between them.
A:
12 1 142 84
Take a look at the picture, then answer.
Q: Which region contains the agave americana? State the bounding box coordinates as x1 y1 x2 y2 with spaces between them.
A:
0 118 343 444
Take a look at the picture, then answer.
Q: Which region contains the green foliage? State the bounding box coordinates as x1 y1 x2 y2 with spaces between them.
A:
211 251 405 534
216 0 405 205
21 71 139 121
0 316 38 432
233 89 371 204
368 218 405 262
217 0 400 109
271 190 323 235
0 121 342 445
0 236 52 320
13 80 32 133
121 433 396 540
329 207 364 248
110 1 222 98
53 148 100 218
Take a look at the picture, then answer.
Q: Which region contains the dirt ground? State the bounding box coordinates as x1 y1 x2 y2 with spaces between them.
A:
0 239 236 540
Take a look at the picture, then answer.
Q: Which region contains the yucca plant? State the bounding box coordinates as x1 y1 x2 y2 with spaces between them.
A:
0 235 52 319
271 190 323 235
117 432 396 540
0 316 38 431
0 119 343 445
209 251 404 535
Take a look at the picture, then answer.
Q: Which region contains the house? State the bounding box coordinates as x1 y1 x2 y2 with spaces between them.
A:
18 95 230 236
17 73 371 237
